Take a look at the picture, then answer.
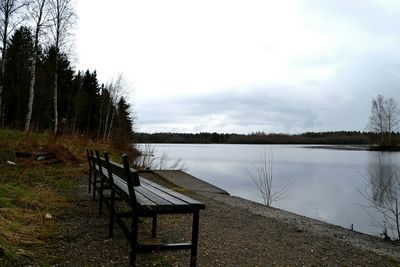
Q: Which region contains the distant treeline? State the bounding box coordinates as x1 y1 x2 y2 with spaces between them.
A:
137 131 400 145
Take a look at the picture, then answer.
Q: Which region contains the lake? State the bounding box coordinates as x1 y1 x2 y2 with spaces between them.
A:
138 143 400 237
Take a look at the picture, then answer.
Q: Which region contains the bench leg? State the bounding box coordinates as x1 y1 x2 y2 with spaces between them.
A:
109 188 115 238
129 214 139 267
190 211 200 267
151 215 157 238
99 176 104 214
88 168 92 193
92 172 97 200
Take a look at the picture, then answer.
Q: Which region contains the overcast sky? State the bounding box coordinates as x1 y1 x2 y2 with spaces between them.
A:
76 0 400 134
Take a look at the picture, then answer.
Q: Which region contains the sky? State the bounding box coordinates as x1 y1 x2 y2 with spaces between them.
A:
75 0 400 134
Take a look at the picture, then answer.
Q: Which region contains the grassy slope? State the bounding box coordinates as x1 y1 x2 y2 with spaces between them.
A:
0 129 135 265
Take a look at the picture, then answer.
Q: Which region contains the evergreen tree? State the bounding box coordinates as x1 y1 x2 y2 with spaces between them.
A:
0 21 135 140
115 97 133 139
81 70 99 134
3 26 33 129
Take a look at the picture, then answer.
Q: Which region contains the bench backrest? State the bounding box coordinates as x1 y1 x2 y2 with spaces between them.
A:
121 154 140 203
86 149 93 178
94 151 140 204
89 149 96 171
87 149 141 204
86 149 92 169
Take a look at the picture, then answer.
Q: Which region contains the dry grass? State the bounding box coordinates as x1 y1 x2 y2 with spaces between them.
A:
0 130 82 265
0 129 138 165
0 129 138 265
0 165 73 265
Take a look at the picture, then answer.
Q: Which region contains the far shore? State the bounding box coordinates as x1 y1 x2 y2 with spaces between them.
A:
137 142 400 152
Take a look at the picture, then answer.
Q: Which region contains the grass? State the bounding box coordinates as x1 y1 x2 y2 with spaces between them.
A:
0 130 81 265
0 164 80 265
0 128 138 265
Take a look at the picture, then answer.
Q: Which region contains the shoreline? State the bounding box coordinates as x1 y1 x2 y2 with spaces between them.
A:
138 142 400 152
47 170 400 266
153 170 400 260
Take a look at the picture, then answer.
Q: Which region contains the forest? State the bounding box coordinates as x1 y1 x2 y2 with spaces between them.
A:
136 131 399 145
138 95 400 146
0 0 134 143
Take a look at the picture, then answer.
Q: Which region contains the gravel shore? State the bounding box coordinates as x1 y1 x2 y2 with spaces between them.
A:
48 171 400 266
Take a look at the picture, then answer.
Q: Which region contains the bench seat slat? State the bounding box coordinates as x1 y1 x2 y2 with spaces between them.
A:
104 173 175 210
135 187 176 207
135 191 159 208
113 175 128 192
93 158 205 210
105 175 197 211
110 175 159 207
140 178 205 208
139 183 189 206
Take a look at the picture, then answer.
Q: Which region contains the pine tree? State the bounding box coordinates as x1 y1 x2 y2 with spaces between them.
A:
3 26 33 129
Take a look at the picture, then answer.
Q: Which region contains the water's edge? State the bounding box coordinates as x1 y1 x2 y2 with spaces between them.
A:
154 169 400 259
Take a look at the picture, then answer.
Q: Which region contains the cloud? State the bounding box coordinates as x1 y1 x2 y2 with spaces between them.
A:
136 85 331 133
77 0 400 133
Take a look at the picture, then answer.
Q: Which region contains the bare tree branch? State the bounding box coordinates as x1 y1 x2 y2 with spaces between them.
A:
368 95 400 146
358 154 400 239
24 0 50 131
249 148 292 207
48 0 75 134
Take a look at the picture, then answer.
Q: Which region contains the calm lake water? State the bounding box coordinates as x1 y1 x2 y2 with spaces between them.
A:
138 144 400 237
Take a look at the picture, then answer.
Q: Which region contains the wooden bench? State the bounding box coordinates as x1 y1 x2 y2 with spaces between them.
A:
86 149 205 267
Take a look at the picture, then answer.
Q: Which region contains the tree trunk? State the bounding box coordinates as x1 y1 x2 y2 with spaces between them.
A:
0 11 9 127
1 104 4 127
53 51 59 135
86 102 92 135
107 109 115 140
25 48 38 131
97 96 104 139
396 200 399 240
73 101 78 131
103 100 111 140
25 0 45 132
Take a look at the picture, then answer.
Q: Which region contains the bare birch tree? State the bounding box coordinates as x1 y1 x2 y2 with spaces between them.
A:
368 95 400 146
96 83 104 138
359 154 400 239
249 149 292 207
103 74 124 141
24 0 50 131
107 106 115 140
102 81 113 140
48 0 74 134
384 97 400 146
369 95 386 144
0 0 27 126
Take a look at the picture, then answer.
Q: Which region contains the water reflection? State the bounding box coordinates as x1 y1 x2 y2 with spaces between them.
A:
363 152 400 238
141 144 400 236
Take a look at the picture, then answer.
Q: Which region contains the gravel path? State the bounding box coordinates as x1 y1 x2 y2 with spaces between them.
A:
47 172 400 266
